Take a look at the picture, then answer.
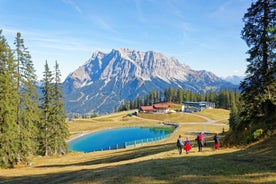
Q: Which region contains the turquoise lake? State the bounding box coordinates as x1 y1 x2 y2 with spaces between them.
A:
68 127 173 152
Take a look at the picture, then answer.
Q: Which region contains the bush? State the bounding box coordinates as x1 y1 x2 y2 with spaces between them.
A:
252 128 264 139
246 123 272 143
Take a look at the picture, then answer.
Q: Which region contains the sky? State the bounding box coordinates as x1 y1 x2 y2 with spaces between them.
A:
0 0 252 81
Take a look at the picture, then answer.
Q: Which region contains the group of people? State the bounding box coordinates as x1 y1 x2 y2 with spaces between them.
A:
177 135 192 154
176 132 219 155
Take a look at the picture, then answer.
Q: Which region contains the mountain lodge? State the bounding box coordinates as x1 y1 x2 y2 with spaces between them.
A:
182 101 215 112
139 104 170 113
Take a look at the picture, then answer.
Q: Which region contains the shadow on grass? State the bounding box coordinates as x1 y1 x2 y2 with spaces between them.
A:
36 143 175 168
1 135 276 184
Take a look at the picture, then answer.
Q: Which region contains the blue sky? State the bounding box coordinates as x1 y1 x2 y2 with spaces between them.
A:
1 0 252 81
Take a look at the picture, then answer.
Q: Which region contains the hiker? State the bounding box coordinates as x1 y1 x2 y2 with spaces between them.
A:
183 137 191 154
213 133 219 150
176 135 184 155
195 132 204 152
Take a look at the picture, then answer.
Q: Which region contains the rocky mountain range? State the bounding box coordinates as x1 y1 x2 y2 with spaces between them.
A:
62 48 237 115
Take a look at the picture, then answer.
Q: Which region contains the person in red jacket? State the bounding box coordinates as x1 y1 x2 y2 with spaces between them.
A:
213 133 220 150
183 137 191 154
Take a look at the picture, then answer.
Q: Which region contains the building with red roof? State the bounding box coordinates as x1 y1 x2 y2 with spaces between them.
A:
139 104 170 113
139 106 155 112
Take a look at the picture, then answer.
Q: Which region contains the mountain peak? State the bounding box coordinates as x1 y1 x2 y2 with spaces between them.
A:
63 48 236 115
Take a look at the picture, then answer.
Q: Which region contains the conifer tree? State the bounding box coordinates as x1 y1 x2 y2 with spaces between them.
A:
14 32 40 163
39 61 69 156
51 61 69 155
0 30 19 168
39 61 54 156
177 87 183 104
152 89 158 104
240 0 276 125
158 90 163 102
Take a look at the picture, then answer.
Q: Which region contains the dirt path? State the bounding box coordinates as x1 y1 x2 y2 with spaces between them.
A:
134 112 228 126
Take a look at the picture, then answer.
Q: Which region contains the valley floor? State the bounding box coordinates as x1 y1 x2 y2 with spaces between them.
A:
0 110 275 184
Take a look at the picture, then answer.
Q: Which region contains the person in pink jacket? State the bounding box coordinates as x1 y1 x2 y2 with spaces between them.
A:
195 132 204 152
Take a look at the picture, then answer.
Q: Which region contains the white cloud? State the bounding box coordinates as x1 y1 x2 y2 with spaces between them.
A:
2 26 90 52
62 0 82 14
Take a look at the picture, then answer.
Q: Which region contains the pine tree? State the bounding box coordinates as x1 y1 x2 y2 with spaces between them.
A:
177 87 183 104
129 100 134 109
39 61 69 156
158 90 163 102
240 0 276 125
39 61 54 156
136 96 143 108
14 32 40 163
152 89 158 104
0 30 19 168
51 61 69 155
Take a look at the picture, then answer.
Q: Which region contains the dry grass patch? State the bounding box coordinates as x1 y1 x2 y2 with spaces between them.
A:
138 113 207 122
195 108 230 120
1 135 275 183
167 102 182 111
1 110 275 184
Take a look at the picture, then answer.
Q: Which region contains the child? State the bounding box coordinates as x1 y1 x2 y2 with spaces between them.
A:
183 137 191 154
213 133 219 150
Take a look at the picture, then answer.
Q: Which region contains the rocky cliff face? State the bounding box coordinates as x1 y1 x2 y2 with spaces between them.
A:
63 48 236 115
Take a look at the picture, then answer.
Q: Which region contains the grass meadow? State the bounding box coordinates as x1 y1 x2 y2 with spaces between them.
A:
0 109 275 184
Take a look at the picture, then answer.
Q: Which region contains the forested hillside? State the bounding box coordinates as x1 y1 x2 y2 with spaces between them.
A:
117 87 239 112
